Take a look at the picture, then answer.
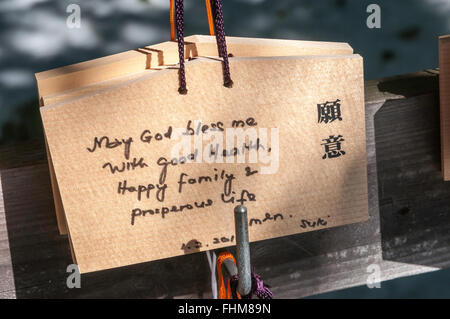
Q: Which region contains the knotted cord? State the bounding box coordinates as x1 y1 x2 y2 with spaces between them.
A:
216 251 273 299
216 251 241 299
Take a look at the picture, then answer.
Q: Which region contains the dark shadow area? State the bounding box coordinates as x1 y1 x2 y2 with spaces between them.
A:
377 70 439 98
0 99 43 146
375 78 450 268
1 164 72 298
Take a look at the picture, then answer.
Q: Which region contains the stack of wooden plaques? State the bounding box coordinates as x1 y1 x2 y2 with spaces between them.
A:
35 35 368 273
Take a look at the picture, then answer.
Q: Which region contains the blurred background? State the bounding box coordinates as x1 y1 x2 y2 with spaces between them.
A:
0 0 449 297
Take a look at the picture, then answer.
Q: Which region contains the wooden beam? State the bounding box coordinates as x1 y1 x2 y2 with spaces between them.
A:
439 35 450 180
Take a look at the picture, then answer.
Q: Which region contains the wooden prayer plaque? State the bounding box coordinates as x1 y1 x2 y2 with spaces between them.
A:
440 35 450 180
36 35 368 273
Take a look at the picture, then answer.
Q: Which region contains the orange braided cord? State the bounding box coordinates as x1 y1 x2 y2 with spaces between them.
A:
170 0 175 40
216 251 241 299
205 0 215 36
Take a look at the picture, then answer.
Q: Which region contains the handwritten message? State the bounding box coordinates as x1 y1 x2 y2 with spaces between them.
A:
86 118 274 227
85 105 343 252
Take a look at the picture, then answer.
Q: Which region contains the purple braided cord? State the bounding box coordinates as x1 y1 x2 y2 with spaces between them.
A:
251 272 273 300
212 0 233 87
174 0 232 93
175 0 187 94
230 272 273 299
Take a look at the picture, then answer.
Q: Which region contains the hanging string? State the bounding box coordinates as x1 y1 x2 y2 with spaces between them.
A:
174 0 187 94
205 251 218 299
170 0 214 39
211 0 233 88
170 0 175 41
205 0 215 36
170 0 233 94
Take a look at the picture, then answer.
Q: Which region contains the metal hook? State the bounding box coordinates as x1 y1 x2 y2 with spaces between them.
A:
234 205 251 296
215 205 252 297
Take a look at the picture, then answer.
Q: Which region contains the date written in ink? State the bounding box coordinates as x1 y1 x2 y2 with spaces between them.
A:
181 235 235 251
